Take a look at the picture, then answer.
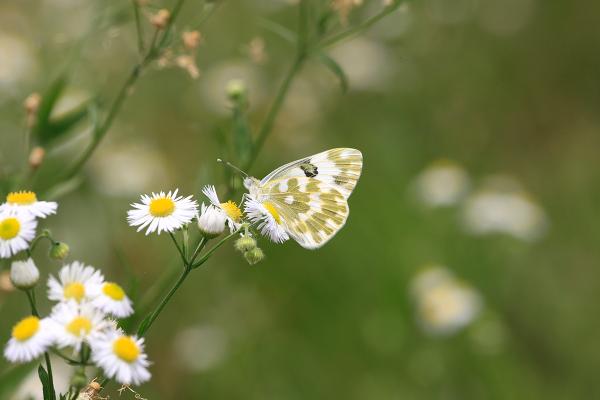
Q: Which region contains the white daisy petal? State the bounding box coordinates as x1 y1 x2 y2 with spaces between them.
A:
244 196 289 243
0 209 37 259
47 261 105 304
4 316 57 363
0 191 58 219
90 282 134 318
50 302 109 352
200 185 243 233
127 189 198 235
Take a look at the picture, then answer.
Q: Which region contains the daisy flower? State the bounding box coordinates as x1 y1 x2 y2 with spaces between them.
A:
10 258 39 289
51 302 108 352
90 282 134 318
244 197 289 243
0 191 57 219
47 261 104 304
4 316 57 363
0 209 37 259
91 329 151 385
202 185 243 232
127 189 198 235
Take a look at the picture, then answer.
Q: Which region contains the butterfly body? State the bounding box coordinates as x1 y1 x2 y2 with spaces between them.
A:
244 148 362 249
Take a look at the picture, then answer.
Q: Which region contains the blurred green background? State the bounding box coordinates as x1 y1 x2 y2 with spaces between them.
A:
2 0 600 399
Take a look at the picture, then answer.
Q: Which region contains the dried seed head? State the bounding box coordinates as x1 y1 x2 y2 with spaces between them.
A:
182 30 202 50
175 55 200 79
151 9 170 29
24 93 41 114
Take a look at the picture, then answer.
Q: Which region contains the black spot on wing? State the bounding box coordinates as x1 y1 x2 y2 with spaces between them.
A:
300 162 319 178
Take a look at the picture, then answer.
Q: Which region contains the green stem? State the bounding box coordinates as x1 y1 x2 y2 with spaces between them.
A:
192 230 240 269
189 236 207 266
50 349 91 366
25 290 56 400
136 265 191 337
169 232 187 265
132 0 145 53
319 1 402 49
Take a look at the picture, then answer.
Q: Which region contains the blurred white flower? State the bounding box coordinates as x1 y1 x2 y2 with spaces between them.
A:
0 210 37 259
461 176 548 241
4 316 57 363
90 282 134 318
1 191 58 219
0 33 37 92
330 38 394 91
173 325 229 372
411 266 482 336
413 160 470 207
90 142 170 197
47 261 104 304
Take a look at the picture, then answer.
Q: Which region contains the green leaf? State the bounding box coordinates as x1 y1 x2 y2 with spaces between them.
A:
40 102 90 145
137 314 152 336
318 52 349 93
317 10 336 37
0 363 36 399
35 75 67 139
38 365 53 400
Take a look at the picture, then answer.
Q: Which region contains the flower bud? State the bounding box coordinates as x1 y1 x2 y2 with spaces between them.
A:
49 242 70 261
10 258 39 290
226 79 247 102
28 146 45 169
234 235 256 253
70 367 88 390
182 30 202 50
198 204 226 238
244 247 264 266
151 9 170 29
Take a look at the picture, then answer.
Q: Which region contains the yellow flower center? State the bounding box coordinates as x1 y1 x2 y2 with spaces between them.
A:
64 282 85 301
103 282 125 301
263 201 281 224
220 201 242 222
12 316 40 341
66 316 92 337
6 191 37 205
0 218 21 240
149 197 175 217
113 336 140 362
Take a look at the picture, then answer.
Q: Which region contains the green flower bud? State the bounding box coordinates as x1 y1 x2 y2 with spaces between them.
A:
234 235 257 253
244 247 264 266
70 367 88 390
226 79 247 102
49 242 70 260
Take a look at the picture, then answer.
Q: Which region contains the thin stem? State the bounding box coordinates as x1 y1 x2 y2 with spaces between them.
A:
136 265 191 337
319 2 403 49
50 349 91 366
132 0 145 53
192 229 240 269
189 236 207 266
26 290 56 400
169 232 187 265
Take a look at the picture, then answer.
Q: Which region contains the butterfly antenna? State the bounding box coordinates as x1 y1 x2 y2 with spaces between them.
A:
216 159 248 177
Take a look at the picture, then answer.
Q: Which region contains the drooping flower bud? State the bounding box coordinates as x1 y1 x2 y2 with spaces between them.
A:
234 235 256 253
151 9 170 29
244 247 264 266
197 204 226 238
49 242 70 261
226 79 247 102
10 258 39 290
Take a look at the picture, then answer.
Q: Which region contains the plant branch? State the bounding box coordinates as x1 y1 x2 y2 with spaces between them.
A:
132 0 145 53
26 290 56 400
192 229 240 269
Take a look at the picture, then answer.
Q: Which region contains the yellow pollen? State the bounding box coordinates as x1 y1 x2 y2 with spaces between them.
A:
12 316 40 341
103 282 125 301
149 197 175 217
6 191 37 205
64 282 86 301
220 201 242 222
66 317 92 337
0 218 21 240
113 336 140 362
263 202 281 224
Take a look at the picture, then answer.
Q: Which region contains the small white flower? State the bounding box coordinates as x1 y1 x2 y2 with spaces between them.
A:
197 203 227 238
202 185 243 232
244 196 289 243
47 261 104 304
0 191 57 219
10 258 39 289
90 329 151 386
90 282 134 318
51 302 108 352
411 266 482 336
4 316 57 363
413 160 470 207
0 209 37 259
127 189 198 235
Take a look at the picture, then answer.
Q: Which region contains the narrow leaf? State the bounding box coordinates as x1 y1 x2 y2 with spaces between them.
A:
259 18 297 44
318 52 349 93
39 102 90 145
38 365 52 400
35 75 67 138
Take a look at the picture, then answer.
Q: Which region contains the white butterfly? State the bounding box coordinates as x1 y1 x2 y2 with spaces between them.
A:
243 148 363 249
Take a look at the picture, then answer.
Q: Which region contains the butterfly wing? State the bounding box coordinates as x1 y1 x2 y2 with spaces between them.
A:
259 176 350 249
260 148 363 200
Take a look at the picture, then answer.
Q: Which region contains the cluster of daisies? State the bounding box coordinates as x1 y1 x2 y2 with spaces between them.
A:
127 185 281 263
2 191 150 386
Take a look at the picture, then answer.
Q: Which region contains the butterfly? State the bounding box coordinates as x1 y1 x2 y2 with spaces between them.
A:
243 148 363 249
